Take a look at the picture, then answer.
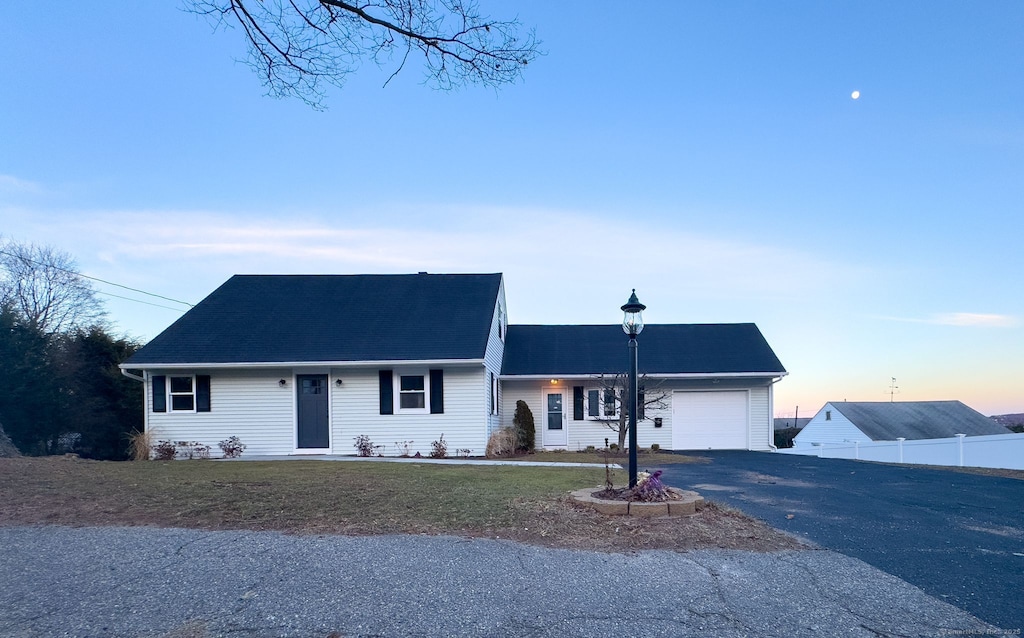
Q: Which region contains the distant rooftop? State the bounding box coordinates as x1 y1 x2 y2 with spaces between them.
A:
828 401 1009 440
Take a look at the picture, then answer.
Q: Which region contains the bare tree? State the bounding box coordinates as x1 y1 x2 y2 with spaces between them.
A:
0 240 106 335
588 374 670 450
186 0 540 108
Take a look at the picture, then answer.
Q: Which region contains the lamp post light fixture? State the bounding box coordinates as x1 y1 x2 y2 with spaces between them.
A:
621 289 646 488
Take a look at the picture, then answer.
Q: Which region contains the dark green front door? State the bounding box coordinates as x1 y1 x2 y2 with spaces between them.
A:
297 375 329 449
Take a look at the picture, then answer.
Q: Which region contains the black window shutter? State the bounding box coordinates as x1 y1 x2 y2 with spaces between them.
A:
638 387 645 420
573 386 584 420
379 370 394 415
152 375 166 412
489 372 495 414
588 390 600 417
196 375 211 412
430 369 444 414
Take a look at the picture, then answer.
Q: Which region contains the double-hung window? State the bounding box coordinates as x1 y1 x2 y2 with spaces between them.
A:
169 375 196 412
584 388 619 419
399 374 426 409
603 389 617 417
380 370 443 415
152 374 210 413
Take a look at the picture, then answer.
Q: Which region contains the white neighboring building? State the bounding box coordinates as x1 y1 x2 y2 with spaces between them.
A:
793 401 1008 448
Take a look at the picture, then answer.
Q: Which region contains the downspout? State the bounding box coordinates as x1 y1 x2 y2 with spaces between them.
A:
120 368 148 434
767 375 783 451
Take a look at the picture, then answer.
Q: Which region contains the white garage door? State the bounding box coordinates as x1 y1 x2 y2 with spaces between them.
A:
672 391 749 450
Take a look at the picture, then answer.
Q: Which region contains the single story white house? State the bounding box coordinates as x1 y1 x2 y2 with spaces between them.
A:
121 273 787 457
792 401 1008 448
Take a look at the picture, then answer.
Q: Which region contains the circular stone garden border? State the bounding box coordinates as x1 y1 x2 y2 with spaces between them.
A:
570 487 705 517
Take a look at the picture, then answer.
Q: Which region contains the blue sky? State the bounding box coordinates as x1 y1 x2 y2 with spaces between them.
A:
1 2 1021 416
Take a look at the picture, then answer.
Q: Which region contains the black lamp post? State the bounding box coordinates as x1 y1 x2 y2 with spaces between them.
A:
621 289 646 488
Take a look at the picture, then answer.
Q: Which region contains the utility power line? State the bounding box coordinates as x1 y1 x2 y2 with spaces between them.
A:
0 248 195 308
95 290 190 312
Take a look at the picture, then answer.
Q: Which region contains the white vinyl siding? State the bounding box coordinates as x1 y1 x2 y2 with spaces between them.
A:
500 378 774 452
146 365 491 458
331 366 487 458
497 380 540 432
147 368 295 456
793 403 872 448
482 276 506 436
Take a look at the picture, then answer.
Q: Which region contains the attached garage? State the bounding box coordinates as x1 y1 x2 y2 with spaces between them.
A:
672 390 750 450
500 324 785 452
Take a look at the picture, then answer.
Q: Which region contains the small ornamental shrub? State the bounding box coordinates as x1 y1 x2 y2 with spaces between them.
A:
609 443 620 452
583 445 596 453
152 440 177 461
774 427 801 449
513 400 535 452
353 435 374 457
176 441 211 460
632 470 669 502
456 448 472 458
394 440 414 457
485 428 516 458
218 436 246 459
430 434 448 458
128 430 153 461
650 443 660 452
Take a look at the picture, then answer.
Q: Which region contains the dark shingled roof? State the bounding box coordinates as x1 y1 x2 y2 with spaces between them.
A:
126 274 502 365
829 401 1009 440
501 324 785 376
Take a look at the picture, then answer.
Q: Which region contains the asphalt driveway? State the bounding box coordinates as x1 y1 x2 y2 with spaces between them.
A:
656 451 1024 632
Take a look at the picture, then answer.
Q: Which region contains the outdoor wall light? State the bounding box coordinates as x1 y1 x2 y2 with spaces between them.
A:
335 379 343 386
278 379 287 387
549 379 558 385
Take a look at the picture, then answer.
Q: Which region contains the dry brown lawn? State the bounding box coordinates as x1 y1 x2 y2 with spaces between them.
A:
0 456 803 553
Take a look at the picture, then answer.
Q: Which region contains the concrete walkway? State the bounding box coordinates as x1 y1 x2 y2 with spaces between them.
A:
223 454 622 468
0 526 997 637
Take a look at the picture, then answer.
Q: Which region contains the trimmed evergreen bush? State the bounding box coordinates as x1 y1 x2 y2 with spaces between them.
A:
513 400 535 452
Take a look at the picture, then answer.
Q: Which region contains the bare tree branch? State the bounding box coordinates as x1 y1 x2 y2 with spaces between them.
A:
185 0 540 108
588 374 671 450
0 240 106 335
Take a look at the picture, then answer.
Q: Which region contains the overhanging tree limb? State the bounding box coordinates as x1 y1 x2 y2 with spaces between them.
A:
186 0 540 108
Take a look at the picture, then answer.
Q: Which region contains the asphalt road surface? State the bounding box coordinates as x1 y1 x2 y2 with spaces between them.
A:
657 451 1024 632
0 526 997 637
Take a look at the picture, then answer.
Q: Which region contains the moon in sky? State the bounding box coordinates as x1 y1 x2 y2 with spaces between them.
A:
851 90 861 100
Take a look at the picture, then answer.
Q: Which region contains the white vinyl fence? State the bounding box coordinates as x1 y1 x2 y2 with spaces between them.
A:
777 432 1024 470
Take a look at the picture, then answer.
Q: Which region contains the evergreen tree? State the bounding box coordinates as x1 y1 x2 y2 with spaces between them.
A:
513 400 535 453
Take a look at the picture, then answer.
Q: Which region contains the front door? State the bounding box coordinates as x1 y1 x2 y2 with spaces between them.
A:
543 389 567 448
296 374 329 449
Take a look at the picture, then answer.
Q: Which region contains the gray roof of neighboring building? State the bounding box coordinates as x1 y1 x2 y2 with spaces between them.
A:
829 401 1009 440
501 324 786 376
125 274 502 365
